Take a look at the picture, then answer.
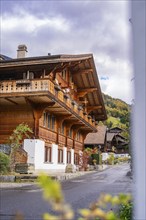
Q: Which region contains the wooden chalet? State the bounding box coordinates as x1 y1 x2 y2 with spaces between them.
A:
106 127 129 154
0 45 107 172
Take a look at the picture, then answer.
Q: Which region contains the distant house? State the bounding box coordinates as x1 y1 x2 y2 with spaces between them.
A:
107 127 123 134
84 125 107 151
106 127 128 153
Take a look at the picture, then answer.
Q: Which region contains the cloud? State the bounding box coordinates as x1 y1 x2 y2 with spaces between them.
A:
0 0 133 103
1 9 70 35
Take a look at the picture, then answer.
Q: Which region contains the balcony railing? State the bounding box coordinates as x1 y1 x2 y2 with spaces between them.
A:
0 79 96 128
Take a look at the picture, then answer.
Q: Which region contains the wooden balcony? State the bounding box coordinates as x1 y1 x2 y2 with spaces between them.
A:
74 140 83 151
0 79 55 94
58 134 66 146
0 79 96 129
39 126 57 143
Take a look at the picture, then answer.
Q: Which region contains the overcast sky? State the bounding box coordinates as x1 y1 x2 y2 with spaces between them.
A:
0 0 133 104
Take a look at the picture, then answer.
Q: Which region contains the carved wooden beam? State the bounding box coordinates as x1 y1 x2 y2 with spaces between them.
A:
78 88 97 92
5 98 18 105
56 115 72 127
25 98 55 116
77 88 97 98
72 68 93 75
82 130 93 141
87 105 102 113
25 98 55 137
66 120 83 134
56 114 72 144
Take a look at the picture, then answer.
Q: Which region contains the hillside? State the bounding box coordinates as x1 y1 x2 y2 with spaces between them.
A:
102 94 131 139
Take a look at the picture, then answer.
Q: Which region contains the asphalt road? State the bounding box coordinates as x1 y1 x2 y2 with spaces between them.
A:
0 163 133 220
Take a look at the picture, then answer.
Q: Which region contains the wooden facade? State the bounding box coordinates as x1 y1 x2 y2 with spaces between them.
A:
0 46 107 170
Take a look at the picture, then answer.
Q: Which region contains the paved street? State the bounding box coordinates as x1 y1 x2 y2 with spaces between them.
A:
0 163 133 220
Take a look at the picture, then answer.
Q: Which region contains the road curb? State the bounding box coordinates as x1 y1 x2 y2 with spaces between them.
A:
0 171 96 188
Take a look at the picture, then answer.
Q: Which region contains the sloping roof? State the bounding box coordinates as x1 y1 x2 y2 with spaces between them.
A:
115 134 127 141
0 53 107 121
84 125 107 145
107 132 128 143
0 54 12 61
107 133 115 142
108 127 123 133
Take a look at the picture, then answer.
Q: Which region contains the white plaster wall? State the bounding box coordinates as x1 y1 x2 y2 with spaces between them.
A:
24 139 45 168
51 143 58 165
71 149 74 165
63 147 67 165
34 140 45 170
23 139 36 164
101 153 109 161
24 139 69 172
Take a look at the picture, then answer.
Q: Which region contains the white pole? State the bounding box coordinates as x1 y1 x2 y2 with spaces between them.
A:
131 1 146 219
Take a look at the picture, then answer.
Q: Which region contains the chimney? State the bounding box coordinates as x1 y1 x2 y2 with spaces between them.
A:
17 44 27 58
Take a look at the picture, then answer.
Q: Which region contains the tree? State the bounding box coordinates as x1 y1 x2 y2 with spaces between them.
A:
79 147 98 170
8 123 33 172
0 152 10 174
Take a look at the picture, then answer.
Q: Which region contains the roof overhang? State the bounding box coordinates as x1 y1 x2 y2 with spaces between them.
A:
0 54 107 121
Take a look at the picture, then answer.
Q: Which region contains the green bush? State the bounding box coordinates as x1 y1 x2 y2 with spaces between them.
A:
114 158 119 164
118 157 129 163
91 154 99 164
119 202 133 220
0 152 10 174
91 153 102 165
107 153 115 165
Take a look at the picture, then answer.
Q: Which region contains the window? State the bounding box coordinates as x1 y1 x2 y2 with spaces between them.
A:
23 71 34 79
68 128 73 138
74 153 79 165
46 113 56 130
58 149 63 163
61 121 65 134
43 112 47 127
29 72 34 79
23 72 27 79
48 113 51 128
67 151 71 164
76 131 81 141
52 115 55 130
44 146 52 163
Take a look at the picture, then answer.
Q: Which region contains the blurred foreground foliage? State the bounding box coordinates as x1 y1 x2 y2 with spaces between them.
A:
38 173 132 220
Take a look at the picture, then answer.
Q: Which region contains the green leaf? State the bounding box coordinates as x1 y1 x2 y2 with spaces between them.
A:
79 209 91 217
38 174 63 203
106 211 118 220
43 213 58 220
